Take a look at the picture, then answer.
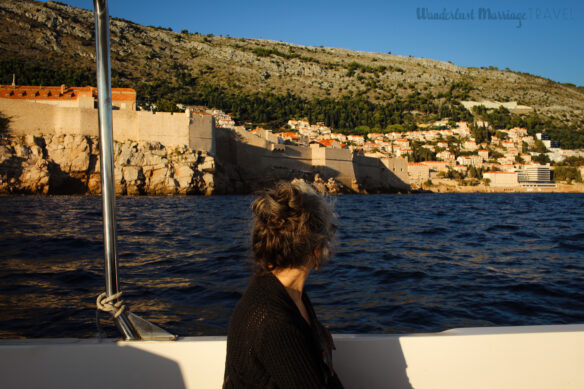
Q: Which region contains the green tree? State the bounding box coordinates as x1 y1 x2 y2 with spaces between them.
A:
532 153 551 165
553 166 581 183
468 165 484 179
471 123 490 144
557 156 584 166
487 147 504 159
534 140 548 153
154 98 182 113
409 141 436 162
441 167 463 180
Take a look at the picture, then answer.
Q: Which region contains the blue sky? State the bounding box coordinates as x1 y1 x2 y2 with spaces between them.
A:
56 0 584 86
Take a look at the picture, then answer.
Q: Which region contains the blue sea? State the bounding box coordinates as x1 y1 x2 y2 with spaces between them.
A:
0 193 583 338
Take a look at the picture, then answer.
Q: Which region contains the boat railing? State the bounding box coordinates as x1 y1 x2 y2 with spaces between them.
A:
93 0 175 341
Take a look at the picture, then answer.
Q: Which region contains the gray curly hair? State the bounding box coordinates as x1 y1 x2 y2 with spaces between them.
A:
251 180 337 272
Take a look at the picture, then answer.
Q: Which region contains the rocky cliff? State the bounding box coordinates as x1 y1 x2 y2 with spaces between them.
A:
0 134 233 195
0 134 347 195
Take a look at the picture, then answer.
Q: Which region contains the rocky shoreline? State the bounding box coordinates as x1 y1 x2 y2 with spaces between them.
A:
0 135 347 196
0 134 232 195
414 182 584 194
5 135 579 196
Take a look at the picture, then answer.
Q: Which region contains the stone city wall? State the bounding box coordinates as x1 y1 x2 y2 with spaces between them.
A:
0 99 207 150
1 98 408 194
216 127 409 193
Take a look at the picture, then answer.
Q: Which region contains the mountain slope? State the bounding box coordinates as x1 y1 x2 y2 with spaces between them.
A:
1 0 583 136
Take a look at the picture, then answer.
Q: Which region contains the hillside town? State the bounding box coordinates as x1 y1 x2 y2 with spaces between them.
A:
198 108 584 191
2 82 583 194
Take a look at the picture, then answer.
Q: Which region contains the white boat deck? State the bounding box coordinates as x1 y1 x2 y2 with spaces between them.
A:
1 324 583 388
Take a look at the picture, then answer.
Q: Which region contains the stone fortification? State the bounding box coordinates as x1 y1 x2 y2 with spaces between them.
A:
1 96 409 194
0 99 215 153
216 126 410 194
0 135 349 195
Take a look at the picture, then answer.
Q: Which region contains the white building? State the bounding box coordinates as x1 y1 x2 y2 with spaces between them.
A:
484 171 519 187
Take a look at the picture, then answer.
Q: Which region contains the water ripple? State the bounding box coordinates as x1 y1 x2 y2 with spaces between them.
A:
0 193 583 338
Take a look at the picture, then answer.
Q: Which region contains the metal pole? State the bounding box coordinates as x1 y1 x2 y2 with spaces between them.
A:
93 0 138 340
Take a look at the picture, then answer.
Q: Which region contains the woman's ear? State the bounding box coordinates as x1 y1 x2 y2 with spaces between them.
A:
313 246 320 270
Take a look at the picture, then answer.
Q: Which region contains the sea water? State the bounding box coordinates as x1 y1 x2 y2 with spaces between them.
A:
0 193 583 338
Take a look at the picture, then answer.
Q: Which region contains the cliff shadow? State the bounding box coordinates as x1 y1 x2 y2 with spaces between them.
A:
47 161 88 195
0 155 25 188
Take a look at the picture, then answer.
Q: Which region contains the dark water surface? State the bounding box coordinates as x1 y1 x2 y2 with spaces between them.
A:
0 193 583 338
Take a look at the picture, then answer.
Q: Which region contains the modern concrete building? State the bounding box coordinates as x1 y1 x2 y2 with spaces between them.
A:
516 164 556 188
518 164 551 182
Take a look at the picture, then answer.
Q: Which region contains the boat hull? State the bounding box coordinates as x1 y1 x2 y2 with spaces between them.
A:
1 324 583 389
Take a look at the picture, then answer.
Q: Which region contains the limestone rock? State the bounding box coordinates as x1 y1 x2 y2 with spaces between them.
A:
0 135 239 196
312 174 327 194
326 177 343 194
173 163 195 192
198 156 215 173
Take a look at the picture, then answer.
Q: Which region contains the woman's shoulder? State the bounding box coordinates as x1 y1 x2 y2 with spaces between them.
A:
230 273 303 332
241 272 290 305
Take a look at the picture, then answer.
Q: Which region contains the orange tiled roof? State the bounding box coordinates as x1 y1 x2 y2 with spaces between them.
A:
0 85 136 102
282 132 300 139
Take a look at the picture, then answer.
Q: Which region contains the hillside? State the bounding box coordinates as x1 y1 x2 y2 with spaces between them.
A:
1 0 583 143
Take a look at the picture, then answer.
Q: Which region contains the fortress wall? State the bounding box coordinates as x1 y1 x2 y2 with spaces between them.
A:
220 127 310 182
189 115 215 155
0 99 208 149
381 157 409 185
1 99 77 135
28 99 80 108
354 155 410 192
136 111 190 147
267 145 313 171
310 147 356 187
354 155 384 186
214 127 238 165
232 126 270 149
214 126 409 192
322 148 356 187
112 110 139 141
311 147 327 166
243 145 314 179
2 98 407 192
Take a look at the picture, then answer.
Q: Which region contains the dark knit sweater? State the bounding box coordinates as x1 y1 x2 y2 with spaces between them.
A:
223 273 343 389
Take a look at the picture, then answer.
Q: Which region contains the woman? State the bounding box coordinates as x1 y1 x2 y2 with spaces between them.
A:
224 180 343 388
